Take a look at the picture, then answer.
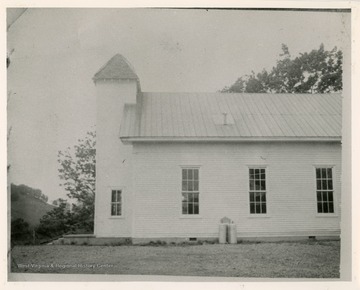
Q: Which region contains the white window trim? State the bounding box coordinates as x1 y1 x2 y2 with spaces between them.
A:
247 166 270 218
179 166 201 218
109 186 124 219
313 165 338 217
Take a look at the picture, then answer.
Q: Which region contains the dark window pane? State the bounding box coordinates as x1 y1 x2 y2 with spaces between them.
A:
327 168 332 179
182 169 187 180
249 169 254 175
194 193 199 203
260 168 265 175
328 180 333 190
249 192 254 202
261 192 266 202
317 180 322 190
255 192 261 202
261 203 266 214
261 180 266 190
261 173 265 180
182 203 187 214
249 180 255 190
317 192 322 202
322 168 327 179
255 203 261 213
323 202 329 213
250 203 255 214
116 204 121 215
188 169 193 180
255 180 261 190
194 169 199 180
182 181 187 191
322 180 328 190
329 202 334 213
189 193 194 202
188 180 193 191
317 202 323 213
111 190 116 202
194 181 199 191
328 192 333 202
255 169 260 175
323 192 328 202
316 168 321 179
111 204 116 215
194 204 199 214
188 203 193 214
117 191 121 201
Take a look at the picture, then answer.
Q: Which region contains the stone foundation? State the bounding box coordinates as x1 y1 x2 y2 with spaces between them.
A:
52 234 131 246
50 234 340 246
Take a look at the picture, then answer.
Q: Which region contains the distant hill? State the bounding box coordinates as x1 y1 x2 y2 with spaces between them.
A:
11 184 55 228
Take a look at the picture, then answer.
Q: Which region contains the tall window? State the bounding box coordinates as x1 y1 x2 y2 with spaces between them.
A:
316 168 334 213
182 168 199 215
111 189 122 216
249 168 267 214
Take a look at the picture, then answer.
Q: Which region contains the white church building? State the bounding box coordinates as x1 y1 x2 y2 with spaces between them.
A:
92 54 342 243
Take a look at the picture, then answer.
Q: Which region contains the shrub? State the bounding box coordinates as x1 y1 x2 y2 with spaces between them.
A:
11 218 33 245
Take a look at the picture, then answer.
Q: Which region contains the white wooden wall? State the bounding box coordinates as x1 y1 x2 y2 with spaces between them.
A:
131 142 341 238
94 80 137 237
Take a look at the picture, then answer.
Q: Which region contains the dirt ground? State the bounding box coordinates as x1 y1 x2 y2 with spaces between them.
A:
10 240 340 278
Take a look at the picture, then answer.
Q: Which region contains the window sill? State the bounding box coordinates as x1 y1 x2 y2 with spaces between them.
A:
179 215 202 219
247 214 271 218
109 216 125 219
315 214 338 218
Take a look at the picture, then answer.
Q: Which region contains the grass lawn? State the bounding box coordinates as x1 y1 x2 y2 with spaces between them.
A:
10 240 340 278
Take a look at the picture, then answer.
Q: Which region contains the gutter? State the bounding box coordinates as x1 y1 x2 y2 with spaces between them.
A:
120 136 342 144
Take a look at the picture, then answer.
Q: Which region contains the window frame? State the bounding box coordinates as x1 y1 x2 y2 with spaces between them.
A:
314 165 337 217
248 166 269 216
109 187 123 218
180 166 201 218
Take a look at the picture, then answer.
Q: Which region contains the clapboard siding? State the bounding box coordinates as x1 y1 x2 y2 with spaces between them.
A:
132 142 341 238
94 81 137 237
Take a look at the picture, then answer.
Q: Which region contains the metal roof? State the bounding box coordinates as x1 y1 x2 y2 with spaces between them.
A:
120 92 342 142
93 54 139 81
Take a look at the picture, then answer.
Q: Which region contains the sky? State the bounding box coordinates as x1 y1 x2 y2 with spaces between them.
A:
7 8 351 203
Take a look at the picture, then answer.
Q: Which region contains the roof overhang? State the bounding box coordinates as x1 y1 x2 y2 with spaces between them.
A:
120 136 342 144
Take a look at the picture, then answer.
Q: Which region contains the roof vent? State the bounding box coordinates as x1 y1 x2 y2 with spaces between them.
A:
222 112 228 125
212 113 234 125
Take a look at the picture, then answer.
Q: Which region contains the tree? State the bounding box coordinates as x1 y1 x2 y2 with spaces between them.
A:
222 44 342 94
36 199 75 238
11 218 32 245
10 183 49 203
57 130 96 232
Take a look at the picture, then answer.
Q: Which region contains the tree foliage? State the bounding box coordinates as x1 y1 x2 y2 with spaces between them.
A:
11 218 32 245
11 183 49 203
57 130 96 232
222 44 342 94
37 131 96 238
36 199 75 238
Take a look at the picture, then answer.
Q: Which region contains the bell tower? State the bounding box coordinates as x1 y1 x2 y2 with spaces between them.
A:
93 54 140 237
